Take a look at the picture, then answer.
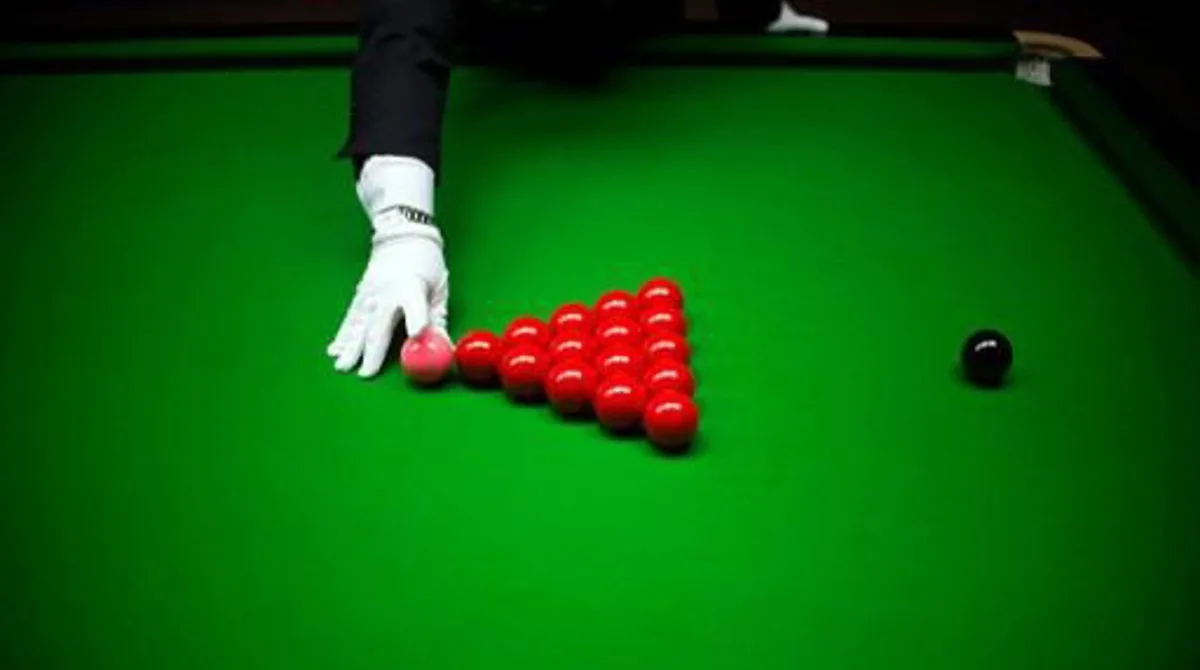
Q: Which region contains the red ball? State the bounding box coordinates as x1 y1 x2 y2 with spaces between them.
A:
637 277 683 310
502 316 551 349
499 344 551 402
594 343 645 380
549 302 594 335
644 390 699 452
593 375 649 433
643 332 690 365
549 333 596 364
640 306 687 337
594 315 642 350
643 359 695 396
545 360 600 416
594 290 637 322
399 328 455 386
453 329 503 386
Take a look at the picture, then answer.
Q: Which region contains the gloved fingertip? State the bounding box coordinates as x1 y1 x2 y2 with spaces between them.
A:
398 293 430 336
357 361 383 379
335 346 362 372
404 315 431 342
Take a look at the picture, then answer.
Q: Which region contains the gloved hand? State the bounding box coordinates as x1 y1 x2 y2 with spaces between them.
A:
767 3 829 34
328 156 450 378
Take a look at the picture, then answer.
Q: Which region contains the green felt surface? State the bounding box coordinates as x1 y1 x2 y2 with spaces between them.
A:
1 37 1197 670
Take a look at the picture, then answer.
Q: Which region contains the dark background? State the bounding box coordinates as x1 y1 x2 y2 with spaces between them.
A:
4 0 1196 155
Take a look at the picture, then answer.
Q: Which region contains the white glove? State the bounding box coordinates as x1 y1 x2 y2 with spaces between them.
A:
328 156 451 378
767 3 829 34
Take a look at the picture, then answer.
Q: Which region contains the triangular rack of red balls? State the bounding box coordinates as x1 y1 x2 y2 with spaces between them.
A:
452 278 699 453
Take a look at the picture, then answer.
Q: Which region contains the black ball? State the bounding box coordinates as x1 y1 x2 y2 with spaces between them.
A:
961 329 1013 388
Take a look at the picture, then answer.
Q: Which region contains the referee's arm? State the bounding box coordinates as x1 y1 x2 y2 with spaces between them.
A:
339 0 456 180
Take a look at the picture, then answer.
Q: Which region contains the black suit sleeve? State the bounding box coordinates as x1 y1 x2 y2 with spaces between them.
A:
715 0 781 30
337 0 773 175
339 0 457 176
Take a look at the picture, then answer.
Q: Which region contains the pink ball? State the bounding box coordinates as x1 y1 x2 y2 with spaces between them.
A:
400 329 455 386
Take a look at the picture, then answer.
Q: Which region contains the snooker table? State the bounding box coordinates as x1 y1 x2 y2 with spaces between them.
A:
2 30 1200 670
